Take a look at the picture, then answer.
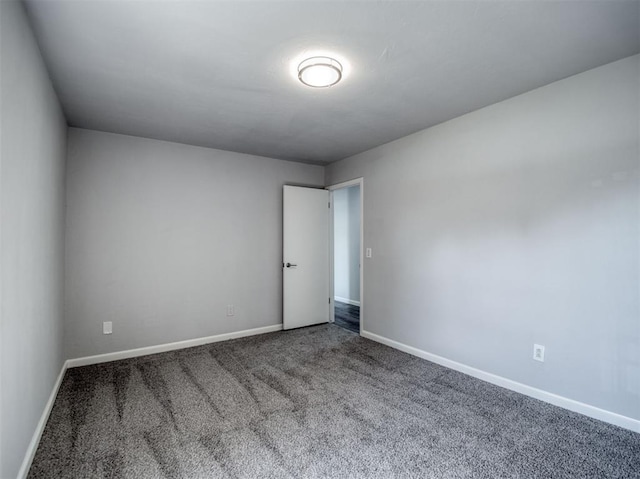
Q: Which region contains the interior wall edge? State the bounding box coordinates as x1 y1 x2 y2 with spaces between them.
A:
1 0 68 476
17 323 285 477
15 361 68 479
361 330 640 433
66 324 283 368
334 296 361 307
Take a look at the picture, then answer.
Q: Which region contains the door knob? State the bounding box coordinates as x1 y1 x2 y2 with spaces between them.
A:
285 262 297 268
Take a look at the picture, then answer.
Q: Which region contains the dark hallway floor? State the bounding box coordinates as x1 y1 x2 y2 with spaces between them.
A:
334 301 359 333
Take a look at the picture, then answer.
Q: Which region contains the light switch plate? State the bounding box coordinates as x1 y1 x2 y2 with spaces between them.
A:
103 321 113 335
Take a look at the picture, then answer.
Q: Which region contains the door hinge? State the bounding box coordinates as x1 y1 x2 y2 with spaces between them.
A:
328 202 331 208
328 297 331 303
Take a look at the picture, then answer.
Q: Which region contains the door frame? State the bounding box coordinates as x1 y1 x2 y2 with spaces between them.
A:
326 178 364 334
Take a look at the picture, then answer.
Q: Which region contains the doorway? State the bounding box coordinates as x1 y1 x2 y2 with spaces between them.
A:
329 179 363 334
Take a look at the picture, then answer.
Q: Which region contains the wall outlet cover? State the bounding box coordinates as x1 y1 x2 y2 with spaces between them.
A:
226 304 235 316
533 344 545 362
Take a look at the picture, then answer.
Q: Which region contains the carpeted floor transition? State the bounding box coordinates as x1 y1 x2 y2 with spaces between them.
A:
29 325 639 478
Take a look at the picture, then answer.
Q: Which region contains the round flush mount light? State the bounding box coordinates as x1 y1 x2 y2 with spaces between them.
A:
297 56 343 88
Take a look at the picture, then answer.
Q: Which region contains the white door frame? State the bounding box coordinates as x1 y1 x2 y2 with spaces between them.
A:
326 178 364 334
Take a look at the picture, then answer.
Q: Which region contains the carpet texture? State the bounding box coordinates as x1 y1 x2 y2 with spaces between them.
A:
334 301 360 334
29 325 640 478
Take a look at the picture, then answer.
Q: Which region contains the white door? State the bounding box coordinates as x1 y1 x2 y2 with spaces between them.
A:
283 185 330 330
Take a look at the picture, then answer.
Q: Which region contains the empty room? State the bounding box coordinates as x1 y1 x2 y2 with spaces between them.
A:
1 0 639 478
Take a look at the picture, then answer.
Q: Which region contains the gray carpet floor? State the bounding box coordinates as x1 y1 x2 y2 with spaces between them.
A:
29 324 640 478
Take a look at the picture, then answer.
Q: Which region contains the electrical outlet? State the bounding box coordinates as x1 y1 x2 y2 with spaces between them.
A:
226 304 235 316
533 344 545 362
366 248 372 258
103 321 113 335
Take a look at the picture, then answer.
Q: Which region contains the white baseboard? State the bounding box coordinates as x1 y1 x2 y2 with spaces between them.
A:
67 324 283 368
19 324 636 479
361 329 640 433
17 361 68 479
17 324 283 477
334 296 360 307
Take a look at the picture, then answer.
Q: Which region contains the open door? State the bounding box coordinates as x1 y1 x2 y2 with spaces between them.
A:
283 185 330 330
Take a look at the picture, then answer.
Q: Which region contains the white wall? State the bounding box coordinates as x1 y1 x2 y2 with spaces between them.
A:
326 55 640 421
65 128 324 359
0 1 68 477
333 186 360 304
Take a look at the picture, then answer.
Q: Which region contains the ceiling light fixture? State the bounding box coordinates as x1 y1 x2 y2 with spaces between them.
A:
297 56 343 88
